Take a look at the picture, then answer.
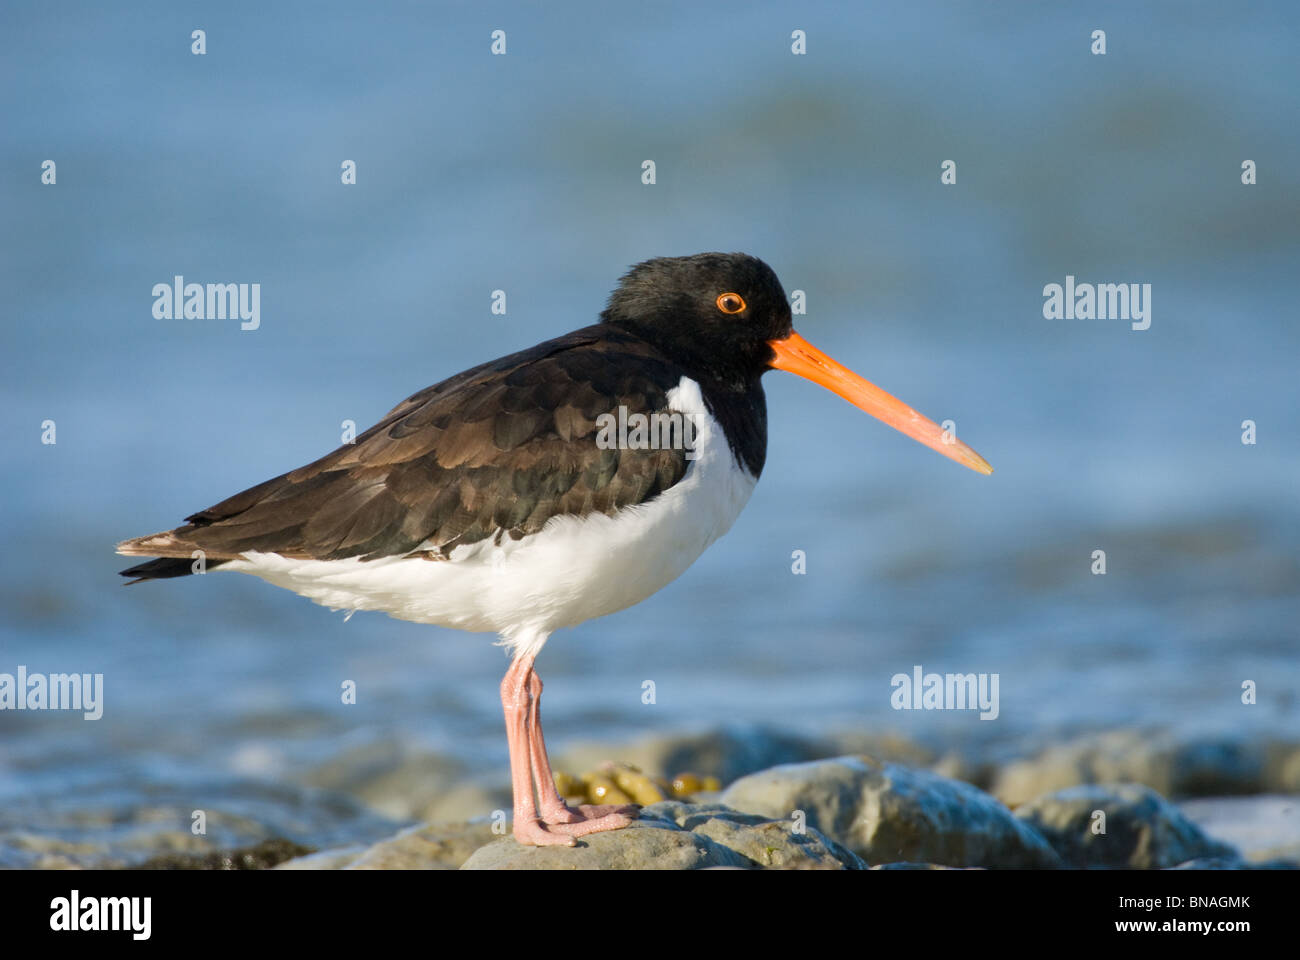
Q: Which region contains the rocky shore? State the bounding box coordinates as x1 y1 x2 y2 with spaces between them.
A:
13 724 1297 869
271 725 1299 870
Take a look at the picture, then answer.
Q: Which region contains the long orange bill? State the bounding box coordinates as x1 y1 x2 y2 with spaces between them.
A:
768 330 993 475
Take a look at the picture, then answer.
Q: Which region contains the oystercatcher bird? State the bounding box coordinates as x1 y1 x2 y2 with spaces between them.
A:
118 253 991 845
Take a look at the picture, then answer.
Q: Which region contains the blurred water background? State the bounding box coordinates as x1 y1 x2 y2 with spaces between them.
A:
1 1 1297 866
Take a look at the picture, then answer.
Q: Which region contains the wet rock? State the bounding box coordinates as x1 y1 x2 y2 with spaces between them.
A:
132 837 314 870
1015 784 1238 868
991 731 1276 806
719 756 1060 868
554 724 828 787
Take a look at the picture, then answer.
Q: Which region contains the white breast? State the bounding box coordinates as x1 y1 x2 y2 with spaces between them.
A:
224 377 758 658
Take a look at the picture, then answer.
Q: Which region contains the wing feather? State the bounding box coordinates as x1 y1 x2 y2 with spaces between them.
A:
117 326 692 571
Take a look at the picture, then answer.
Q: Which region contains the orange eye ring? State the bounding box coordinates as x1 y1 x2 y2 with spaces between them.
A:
716 292 746 314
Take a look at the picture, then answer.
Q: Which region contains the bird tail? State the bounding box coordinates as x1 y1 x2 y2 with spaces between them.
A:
116 531 228 582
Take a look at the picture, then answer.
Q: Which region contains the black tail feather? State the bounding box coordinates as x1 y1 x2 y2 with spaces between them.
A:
119 557 227 583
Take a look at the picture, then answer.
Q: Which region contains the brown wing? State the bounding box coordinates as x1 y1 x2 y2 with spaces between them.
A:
118 326 692 576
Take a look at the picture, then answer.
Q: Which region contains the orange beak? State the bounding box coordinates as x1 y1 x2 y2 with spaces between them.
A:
768 331 993 475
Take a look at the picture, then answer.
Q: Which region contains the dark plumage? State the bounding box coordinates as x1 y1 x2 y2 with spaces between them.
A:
119 253 791 580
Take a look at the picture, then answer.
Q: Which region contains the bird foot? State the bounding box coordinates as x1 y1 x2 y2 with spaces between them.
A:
514 804 640 845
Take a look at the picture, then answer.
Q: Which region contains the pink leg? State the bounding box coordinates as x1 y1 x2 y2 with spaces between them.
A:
499 655 637 845
526 667 639 837
501 655 574 846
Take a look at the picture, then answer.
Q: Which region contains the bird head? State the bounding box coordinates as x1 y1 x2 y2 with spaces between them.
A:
602 252 992 475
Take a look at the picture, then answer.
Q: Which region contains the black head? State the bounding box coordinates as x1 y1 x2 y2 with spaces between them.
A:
600 252 794 389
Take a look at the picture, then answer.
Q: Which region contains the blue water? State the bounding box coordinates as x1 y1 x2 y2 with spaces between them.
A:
2 1 1298 865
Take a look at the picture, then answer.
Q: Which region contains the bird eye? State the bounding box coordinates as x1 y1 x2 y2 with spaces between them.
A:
716 293 746 314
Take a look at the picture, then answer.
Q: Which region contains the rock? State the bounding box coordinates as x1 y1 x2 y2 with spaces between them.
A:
829 731 1004 791
462 802 863 870
649 801 866 869
870 862 978 870
129 837 314 870
930 752 1000 792
1167 858 1264 869
347 822 500 869
554 724 828 787
1179 795 1300 863
462 817 748 871
826 731 936 768
1173 738 1266 795
285 802 862 870
719 756 1060 868
276 822 499 870
1015 784 1238 868
991 731 1273 806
